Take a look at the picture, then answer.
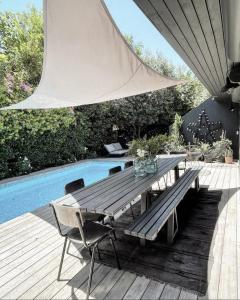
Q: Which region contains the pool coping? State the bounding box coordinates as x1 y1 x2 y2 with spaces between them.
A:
0 156 133 186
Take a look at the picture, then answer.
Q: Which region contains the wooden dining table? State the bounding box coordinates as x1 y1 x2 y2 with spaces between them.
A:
54 155 186 220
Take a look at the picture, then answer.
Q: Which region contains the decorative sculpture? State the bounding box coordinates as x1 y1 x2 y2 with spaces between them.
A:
187 109 222 143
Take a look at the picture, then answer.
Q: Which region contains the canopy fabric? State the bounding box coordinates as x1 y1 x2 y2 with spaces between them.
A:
4 0 184 110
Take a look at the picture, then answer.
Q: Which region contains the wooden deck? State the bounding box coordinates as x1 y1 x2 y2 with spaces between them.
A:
0 162 239 299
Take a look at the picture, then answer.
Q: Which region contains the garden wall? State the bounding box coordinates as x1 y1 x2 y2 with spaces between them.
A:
182 96 239 159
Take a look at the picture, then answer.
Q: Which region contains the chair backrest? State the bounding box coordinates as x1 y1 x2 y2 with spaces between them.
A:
104 144 115 153
65 178 85 194
124 161 133 169
109 165 122 176
112 143 122 150
51 203 82 228
50 203 88 246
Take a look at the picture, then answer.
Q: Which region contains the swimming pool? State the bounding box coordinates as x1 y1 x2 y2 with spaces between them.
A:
0 160 125 224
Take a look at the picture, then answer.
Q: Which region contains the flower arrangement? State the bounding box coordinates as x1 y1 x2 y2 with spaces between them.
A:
136 148 147 160
131 143 158 177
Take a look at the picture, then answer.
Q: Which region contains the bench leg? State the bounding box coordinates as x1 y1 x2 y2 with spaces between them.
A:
195 177 200 192
141 191 151 213
174 166 180 182
167 209 178 245
140 191 151 247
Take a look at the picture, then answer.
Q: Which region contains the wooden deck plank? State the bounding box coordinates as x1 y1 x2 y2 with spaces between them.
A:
0 233 60 279
179 289 198 300
0 229 57 266
0 241 63 298
0 212 53 249
104 271 137 300
218 165 238 299
18 246 85 299
0 162 238 300
69 265 112 300
141 280 165 300
34 261 90 300
204 164 229 299
50 263 99 300
90 268 123 299
160 284 181 299
123 276 150 299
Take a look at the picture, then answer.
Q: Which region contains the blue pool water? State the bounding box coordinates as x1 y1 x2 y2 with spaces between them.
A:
0 161 125 224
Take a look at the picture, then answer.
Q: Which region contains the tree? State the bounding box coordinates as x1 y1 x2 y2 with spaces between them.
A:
0 10 210 179
0 8 90 178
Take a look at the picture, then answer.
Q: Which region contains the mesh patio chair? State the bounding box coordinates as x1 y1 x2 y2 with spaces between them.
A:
108 165 122 176
64 179 105 254
108 165 135 219
50 203 120 300
124 160 133 169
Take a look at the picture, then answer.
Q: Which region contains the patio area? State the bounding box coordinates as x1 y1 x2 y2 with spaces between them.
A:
0 161 239 299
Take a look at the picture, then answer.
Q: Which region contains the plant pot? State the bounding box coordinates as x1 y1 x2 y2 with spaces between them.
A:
225 156 233 164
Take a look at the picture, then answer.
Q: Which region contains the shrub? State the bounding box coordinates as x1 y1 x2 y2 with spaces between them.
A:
128 134 172 156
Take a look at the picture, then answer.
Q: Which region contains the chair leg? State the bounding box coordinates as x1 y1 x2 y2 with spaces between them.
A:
112 230 117 241
109 236 121 270
163 176 167 189
57 237 68 280
88 248 92 258
97 245 101 260
66 240 71 255
86 246 96 300
109 216 114 226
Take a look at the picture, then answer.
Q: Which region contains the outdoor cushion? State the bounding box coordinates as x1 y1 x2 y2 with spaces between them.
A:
112 143 123 151
104 144 116 153
111 150 128 155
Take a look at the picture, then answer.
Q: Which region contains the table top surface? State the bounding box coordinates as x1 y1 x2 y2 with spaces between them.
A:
54 154 186 216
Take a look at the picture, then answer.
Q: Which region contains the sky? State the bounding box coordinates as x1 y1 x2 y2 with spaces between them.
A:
0 0 186 67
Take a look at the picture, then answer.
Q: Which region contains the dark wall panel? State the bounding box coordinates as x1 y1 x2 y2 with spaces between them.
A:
182 97 239 159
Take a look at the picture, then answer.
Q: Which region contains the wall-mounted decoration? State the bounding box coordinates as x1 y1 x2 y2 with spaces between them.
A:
187 109 222 143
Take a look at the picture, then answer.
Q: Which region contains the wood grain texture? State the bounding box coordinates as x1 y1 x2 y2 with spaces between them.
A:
0 161 238 299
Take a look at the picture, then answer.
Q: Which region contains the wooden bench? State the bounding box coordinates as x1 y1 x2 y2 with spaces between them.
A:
124 167 201 244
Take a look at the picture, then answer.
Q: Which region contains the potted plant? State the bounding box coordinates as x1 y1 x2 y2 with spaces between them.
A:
199 142 211 162
134 149 147 177
225 147 233 164
128 136 159 176
212 131 232 162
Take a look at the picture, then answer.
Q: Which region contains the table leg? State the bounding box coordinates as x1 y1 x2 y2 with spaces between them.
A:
141 191 148 213
195 176 200 192
174 165 180 182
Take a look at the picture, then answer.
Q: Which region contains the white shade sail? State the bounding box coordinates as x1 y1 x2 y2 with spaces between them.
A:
3 0 184 110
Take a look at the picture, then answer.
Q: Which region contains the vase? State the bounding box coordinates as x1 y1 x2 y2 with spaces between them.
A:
144 157 158 174
134 158 146 177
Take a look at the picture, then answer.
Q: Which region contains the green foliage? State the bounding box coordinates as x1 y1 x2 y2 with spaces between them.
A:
164 114 186 153
128 134 171 156
0 9 91 179
0 9 209 180
199 142 211 155
124 35 144 57
212 135 232 162
76 102 116 155
170 113 184 142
